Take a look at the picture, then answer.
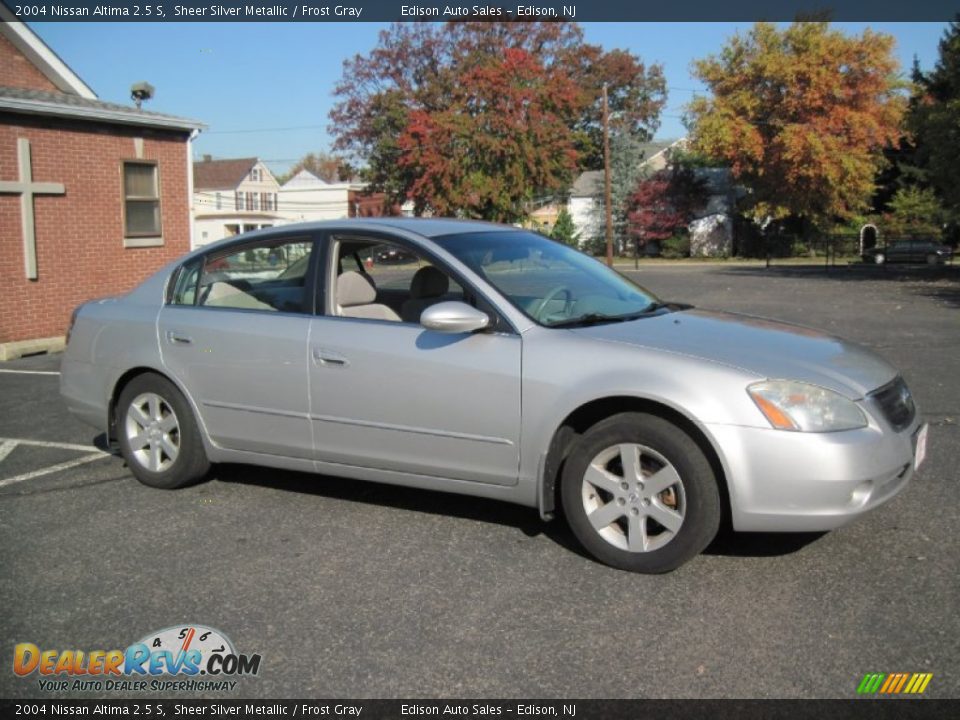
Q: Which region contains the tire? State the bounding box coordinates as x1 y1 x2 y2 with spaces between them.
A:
116 373 210 489
873 253 885 265
560 412 721 573
926 254 938 266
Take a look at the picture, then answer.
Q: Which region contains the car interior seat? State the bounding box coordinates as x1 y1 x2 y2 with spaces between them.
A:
336 271 401 321
400 266 450 323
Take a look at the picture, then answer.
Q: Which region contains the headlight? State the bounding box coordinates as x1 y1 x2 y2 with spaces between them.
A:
747 380 867 432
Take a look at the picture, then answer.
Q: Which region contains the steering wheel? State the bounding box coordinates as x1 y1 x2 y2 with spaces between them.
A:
533 286 573 322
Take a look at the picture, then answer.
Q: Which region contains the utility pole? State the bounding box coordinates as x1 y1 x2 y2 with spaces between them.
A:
602 83 614 267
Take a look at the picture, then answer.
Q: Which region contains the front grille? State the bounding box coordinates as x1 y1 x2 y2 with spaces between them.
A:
869 376 916 432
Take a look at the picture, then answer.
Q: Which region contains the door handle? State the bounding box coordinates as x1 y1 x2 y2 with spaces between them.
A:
312 348 349 367
166 331 193 345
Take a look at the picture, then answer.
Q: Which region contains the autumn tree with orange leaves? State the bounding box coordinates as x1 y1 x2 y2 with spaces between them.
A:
687 22 906 231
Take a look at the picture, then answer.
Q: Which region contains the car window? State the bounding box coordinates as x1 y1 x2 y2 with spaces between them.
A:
170 259 202 306
190 237 314 313
435 231 659 326
332 236 463 324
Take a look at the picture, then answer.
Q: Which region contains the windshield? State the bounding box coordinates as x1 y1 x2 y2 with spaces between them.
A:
435 231 662 326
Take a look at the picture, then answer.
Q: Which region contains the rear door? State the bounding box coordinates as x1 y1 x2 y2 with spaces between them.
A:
158 233 318 459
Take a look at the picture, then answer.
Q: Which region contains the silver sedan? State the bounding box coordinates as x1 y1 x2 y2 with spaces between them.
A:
60 219 927 572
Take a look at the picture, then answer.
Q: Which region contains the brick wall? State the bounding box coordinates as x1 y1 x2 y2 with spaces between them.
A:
0 33 59 93
0 115 192 343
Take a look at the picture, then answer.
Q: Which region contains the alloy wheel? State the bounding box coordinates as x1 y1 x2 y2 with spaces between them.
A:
581 443 686 553
124 392 180 473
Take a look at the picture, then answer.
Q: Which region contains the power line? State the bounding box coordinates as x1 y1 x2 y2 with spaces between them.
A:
205 124 328 135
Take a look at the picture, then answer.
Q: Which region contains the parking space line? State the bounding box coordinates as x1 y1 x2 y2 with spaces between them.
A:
0 437 108 454
0 440 16 463
0 369 59 376
0 452 111 488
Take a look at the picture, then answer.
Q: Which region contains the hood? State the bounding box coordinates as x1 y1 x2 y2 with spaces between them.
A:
574 309 896 399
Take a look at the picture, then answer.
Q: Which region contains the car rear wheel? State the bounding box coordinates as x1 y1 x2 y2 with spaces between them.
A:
560 412 721 573
874 253 886 265
117 373 209 489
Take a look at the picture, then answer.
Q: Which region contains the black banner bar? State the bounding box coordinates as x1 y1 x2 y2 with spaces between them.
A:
6 0 960 23
1 699 959 719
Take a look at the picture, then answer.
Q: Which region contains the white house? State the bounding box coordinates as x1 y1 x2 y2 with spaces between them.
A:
277 169 352 221
566 138 688 245
192 156 283 247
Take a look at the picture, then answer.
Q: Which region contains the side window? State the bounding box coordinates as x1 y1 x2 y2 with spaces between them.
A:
196 237 313 313
170 259 202 306
333 238 463 324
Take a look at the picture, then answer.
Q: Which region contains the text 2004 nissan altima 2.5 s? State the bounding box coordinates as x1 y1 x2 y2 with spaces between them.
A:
61 219 928 573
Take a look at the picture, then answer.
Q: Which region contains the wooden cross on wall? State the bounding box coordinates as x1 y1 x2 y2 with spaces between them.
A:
0 138 66 280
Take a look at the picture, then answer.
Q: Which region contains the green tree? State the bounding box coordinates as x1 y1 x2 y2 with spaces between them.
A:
687 22 905 232
549 208 581 247
908 20 960 223
586 134 651 255
885 186 943 235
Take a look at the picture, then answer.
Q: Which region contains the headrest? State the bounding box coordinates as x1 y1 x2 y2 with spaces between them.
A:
410 266 449 299
337 271 377 307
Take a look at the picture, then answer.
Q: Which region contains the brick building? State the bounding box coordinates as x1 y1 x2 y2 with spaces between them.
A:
0 8 203 359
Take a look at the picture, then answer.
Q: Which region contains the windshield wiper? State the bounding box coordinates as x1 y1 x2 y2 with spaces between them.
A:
545 313 631 328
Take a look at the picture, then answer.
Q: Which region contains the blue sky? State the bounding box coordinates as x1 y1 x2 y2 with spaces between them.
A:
30 21 950 175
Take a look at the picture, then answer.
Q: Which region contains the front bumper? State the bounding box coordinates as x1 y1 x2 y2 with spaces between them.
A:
708 417 923 532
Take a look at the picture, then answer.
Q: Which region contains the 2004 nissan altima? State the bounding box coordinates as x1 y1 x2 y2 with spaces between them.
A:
60 219 927 573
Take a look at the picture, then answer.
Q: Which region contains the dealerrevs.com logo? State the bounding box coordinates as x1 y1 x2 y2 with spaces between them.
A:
13 624 262 693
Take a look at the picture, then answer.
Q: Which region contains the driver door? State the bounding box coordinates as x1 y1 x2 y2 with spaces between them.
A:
307 234 522 486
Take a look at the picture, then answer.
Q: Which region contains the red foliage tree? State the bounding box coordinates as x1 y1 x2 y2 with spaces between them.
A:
329 21 666 216
628 167 708 245
396 48 580 223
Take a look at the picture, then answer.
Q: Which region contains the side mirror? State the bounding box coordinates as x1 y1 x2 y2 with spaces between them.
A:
420 301 491 334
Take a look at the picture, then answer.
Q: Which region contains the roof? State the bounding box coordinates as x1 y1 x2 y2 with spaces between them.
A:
0 86 204 133
189 219 518 257
193 158 258 190
340 217 516 238
0 4 95 98
569 138 688 198
571 171 603 198
635 140 676 162
281 169 327 189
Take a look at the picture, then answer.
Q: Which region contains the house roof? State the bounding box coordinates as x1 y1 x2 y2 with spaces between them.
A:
282 169 327 189
193 158 258 190
571 170 604 198
0 86 204 133
0 4 95 98
569 138 688 198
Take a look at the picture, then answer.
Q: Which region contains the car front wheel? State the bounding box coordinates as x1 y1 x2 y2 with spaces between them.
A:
874 253 886 265
561 412 721 573
117 373 210 489
926 253 939 265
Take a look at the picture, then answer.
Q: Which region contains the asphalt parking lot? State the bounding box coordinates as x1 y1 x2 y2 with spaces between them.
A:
1 262 957 699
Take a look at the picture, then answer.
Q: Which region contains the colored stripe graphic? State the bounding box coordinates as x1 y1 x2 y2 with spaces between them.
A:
858 672 932 694
857 673 886 694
